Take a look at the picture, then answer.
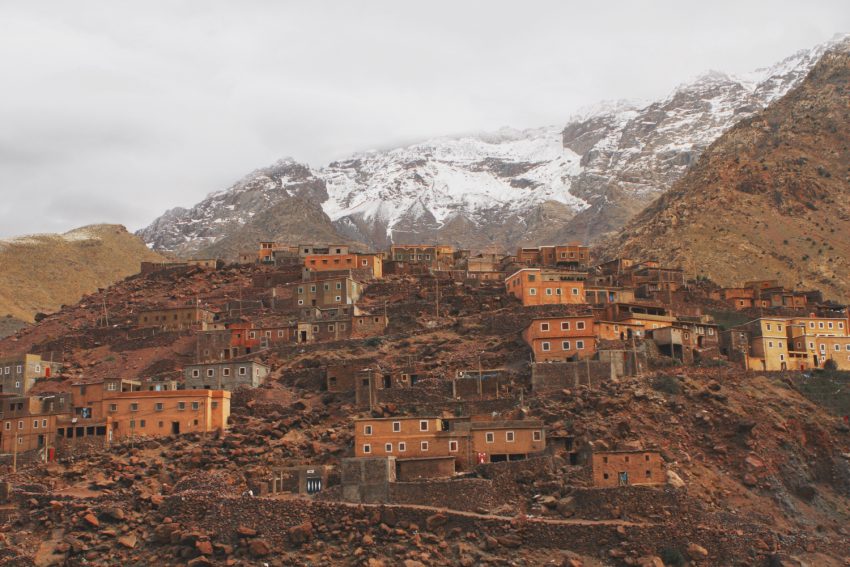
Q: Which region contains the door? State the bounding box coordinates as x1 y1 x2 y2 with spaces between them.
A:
171 421 180 435
306 478 322 494
618 472 629 486
300 331 307 343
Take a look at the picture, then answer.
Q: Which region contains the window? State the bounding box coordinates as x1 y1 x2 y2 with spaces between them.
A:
819 322 825 329
155 403 163 412
449 440 459 452
541 342 551 352
603 473 609 480
17 420 23 430
363 444 371 454
324 284 329 291
192 401 200 410
562 341 571 350
778 341 783 348
708 327 714 335
298 299 304 305
15 365 21 373
33 420 38 429
14 381 20 389
212 402 218 409
766 324 772 331
572 288 579 296
506 431 515 442
310 285 316 293
645 454 650 461
398 442 406 452
336 282 342 290
207 368 215 377
249 331 256 339
109 404 117 412
560 321 571 331
545 288 553 296
829 322 834 330
328 324 335 332
130 403 139 412
106 382 116 391
646 470 652 478
364 425 373 435
178 402 186 411
419 420 429 432
529 288 537 296
222 368 231 377
768 341 774 348
140 420 146 428
540 322 550 331
239 367 247 376
576 321 585 330
392 421 401 432
385 443 393 453
485 432 494 443
420 441 429 451
533 430 542 442
335 296 341 302
576 340 585 350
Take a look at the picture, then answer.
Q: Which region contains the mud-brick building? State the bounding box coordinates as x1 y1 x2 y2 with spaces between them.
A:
353 416 546 473
183 361 270 391
505 268 587 307
0 392 73 453
591 449 665 488
304 253 383 280
290 276 362 308
0 354 62 395
522 315 597 362
516 244 590 269
136 306 216 331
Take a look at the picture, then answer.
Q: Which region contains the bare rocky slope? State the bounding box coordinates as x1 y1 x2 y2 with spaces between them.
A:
138 36 848 257
601 45 850 302
0 224 164 322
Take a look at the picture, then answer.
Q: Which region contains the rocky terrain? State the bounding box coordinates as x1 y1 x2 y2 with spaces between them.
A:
602 41 850 301
0 264 848 564
0 224 164 322
137 36 848 258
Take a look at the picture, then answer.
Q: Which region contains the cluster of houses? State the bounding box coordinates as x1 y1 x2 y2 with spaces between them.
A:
3 239 846 495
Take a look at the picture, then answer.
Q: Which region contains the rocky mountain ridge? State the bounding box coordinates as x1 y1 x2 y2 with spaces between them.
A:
138 35 849 257
601 42 850 301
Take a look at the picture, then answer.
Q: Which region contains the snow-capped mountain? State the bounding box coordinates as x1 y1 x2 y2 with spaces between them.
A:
138 35 849 257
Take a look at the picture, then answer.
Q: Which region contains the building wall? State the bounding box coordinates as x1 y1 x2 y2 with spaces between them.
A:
353 418 450 460
522 316 597 362
469 426 545 463
0 354 61 395
304 254 382 279
137 307 215 330
505 269 586 307
105 390 230 440
396 457 456 481
591 451 664 488
292 277 361 308
184 362 269 391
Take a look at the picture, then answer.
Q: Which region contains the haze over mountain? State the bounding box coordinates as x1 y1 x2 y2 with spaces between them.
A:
601 41 850 301
138 35 849 258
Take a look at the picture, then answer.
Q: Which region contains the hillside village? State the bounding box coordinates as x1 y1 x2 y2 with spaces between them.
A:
0 241 849 565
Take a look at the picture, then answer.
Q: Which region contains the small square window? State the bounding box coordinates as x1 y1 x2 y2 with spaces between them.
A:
540 323 549 331
392 421 401 432
364 425 373 435
419 420 428 431
533 431 542 441
449 440 459 452
485 432 494 443
398 442 406 452
385 443 393 453
420 441 429 451
506 431 515 442
363 444 371 454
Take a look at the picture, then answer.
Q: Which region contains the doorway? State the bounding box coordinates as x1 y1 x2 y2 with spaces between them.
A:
171 422 180 435
618 471 629 486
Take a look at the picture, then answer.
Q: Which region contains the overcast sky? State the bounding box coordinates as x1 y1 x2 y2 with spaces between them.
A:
0 1 847 238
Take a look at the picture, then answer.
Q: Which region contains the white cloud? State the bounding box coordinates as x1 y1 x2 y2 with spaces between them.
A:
0 0 847 236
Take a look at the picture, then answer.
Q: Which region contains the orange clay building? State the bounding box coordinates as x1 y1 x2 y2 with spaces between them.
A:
505 268 586 306
304 253 383 279
591 449 665 488
65 378 230 443
521 315 597 362
0 392 74 453
515 244 590 269
353 416 545 471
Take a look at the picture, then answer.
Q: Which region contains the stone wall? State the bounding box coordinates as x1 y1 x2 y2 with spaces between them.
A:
388 478 499 511
161 492 774 563
531 360 613 391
